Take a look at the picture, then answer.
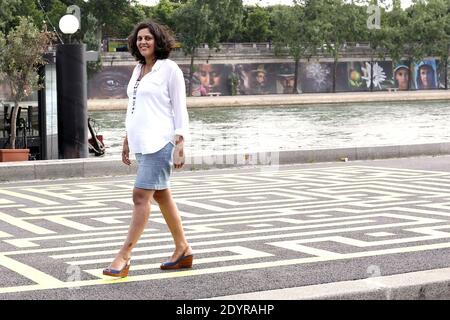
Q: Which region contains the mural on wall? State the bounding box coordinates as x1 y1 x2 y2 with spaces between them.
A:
361 61 391 90
336 61 367 92
275 63 300 94
299 61 333 93
84 58 445 99
336 60 392 92
413 59 438 90
248 64 272 94
189 63 232 96
234 63 278 95
446 62 450 89
178 64 193 96
88 65 134 99
393 62 410 90
438 60 447 89
338 61 369 91
233 63 301 95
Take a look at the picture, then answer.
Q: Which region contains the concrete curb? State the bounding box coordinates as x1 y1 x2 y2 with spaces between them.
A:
206 267 450 300
1 142 450 182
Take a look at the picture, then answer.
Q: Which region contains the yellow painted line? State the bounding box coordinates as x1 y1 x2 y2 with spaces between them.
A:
0 212 56 235
21 206 115 216
0 205 25 209
44 217 96 231
84 256 267 277
2 219 424 257
91 217 124 224
4 179 135 190
3 240 450 294
51 219 377 259
22 211 130 220
3 239 40 248
69 246 273 266
22 188 79 201
0 231 12 238
1 226 141 248
0 255 65 286
0 190 59 205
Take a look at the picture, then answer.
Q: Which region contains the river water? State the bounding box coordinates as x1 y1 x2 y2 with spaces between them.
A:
88 100 450 158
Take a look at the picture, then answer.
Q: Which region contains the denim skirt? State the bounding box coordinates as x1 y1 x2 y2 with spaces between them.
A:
134 142 174 190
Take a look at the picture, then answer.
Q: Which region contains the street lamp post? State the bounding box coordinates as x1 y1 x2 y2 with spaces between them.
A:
56 6 88 159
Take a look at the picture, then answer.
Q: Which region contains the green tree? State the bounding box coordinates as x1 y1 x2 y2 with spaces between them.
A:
173 0 243 96
271 4 310 94
244 6 271 42
382 0 409 66
81 0 136 38
306 0 366 92
383 1 430 88
151 0 176 30
0 17 54 149
0 0 44 34
0 0 21 34
83 12 103 78
117 3 147 37
209 0 244 43
172 0 207 96
406 0 449 88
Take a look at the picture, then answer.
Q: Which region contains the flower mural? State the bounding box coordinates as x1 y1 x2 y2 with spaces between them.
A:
305 62 331 90
362 62 387 89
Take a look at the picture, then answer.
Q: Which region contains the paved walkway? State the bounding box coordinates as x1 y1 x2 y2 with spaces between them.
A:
88 90 450 110
1 155 450 299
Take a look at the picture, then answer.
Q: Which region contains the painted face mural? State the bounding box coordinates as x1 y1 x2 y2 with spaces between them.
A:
250 65 270 95
233 63 277 95
199 64 221 91
276 64 299 94
415 61 438 90
190 64 232 96
85 59 442 99
393 65 410 90
88 66 134 99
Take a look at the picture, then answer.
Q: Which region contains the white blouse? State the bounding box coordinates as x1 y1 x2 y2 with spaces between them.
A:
125 59 190 154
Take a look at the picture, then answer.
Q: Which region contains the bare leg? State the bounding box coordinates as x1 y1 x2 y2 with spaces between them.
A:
108 187 154 270
153 188 192 262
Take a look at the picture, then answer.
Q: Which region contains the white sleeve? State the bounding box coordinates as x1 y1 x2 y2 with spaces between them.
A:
168 65 190 143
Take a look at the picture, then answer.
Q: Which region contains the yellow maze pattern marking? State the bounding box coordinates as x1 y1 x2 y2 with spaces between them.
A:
0 166 450 294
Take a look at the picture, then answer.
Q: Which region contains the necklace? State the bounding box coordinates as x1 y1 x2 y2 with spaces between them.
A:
131 79 140 115
138 64 147 80
132 61 155 114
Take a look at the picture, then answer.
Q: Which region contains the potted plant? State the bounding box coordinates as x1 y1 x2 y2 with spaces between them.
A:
0 17 54 162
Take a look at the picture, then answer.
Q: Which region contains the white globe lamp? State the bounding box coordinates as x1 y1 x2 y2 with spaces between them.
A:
59 14 79 35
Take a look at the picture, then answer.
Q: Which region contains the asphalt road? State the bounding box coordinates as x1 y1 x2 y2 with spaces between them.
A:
1 155 450 300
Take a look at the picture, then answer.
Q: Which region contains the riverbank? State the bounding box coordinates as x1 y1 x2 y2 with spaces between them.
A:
88 90 450 110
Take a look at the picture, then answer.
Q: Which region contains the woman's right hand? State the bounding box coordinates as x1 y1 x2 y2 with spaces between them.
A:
122 138 131 166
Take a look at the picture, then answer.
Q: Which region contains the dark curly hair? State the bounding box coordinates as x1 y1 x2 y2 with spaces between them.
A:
128 21 175 64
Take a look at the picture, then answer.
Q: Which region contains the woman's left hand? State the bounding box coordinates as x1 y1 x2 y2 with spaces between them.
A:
174 135 185 169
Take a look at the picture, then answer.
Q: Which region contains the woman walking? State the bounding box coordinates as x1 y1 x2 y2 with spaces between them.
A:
103 21 192 277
